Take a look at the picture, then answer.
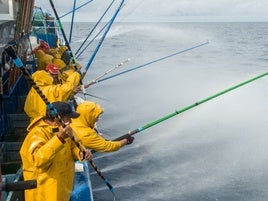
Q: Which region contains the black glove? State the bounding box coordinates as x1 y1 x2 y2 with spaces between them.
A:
126 134 134 145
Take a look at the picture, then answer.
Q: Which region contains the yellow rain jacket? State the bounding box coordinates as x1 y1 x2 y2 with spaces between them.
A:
24 70 81 121
20 118 82 201
71 101 121 152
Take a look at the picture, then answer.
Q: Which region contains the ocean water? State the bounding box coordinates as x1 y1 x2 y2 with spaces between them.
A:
67 22 268 201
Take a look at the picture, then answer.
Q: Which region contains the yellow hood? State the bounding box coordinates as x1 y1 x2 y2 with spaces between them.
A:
73 101 103 128
35 49 45 59
32 70 53 86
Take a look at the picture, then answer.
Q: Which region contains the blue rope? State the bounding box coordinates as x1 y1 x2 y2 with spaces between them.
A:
95 41 209 83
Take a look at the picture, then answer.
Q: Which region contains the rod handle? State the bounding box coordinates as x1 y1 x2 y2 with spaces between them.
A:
113 129 140 141
1 180 37 191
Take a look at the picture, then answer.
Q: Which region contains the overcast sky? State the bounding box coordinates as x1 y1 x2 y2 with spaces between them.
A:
35 0 268 22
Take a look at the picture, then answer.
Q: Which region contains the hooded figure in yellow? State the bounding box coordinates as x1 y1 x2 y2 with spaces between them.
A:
71 101 134 152
20 101 93 201
24 69 81 121
35 49 54 71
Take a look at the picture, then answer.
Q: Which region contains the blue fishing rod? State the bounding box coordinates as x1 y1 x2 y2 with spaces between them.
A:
69 0 76 43
76 20 108 59
90 41 209 84
75 0 116 57
83 0 125 74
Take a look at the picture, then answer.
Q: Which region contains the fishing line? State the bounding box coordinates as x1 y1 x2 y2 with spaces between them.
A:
116 0 144 22
69 0 76 43
4 45 116 198
75 21 108 59
112 71 268 141
84 0 126 73
75 0 117 57
93 41 209 84
59 0 94 19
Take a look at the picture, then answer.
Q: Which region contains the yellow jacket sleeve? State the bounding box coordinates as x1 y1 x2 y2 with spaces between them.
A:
72 126 121 152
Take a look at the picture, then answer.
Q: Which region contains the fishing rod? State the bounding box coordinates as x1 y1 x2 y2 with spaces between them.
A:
83 0 125 73
88 160 116 200
81 58 129 99
69 0 76 43
4 45 115 196
76 20 108 59
113 71 268 141
75 0 116 57
84 58 130 87
94 41 209 84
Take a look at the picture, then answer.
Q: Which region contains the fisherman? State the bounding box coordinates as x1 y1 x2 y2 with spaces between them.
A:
35 49 54 71
20 101 93 201
24 63 81 121
71 101 134 152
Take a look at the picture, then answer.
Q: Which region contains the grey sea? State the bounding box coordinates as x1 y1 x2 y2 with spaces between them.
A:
67 22 268 201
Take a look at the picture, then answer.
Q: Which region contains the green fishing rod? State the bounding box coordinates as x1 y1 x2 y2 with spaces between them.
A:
4 45 115 197
113 71 268 141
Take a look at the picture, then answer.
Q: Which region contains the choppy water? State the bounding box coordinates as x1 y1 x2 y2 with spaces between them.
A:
67 22 268 201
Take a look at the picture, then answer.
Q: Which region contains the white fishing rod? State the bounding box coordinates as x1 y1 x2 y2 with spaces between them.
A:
83 58 130 89
80 58 129 101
